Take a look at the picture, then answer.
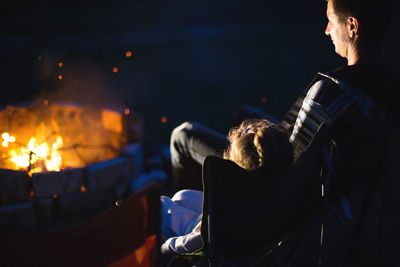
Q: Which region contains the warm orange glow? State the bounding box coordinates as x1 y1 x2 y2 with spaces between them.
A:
58 75 63 80
0 104 128 173
124 108 131 115
58 62 63 68
261 97 267 104
1 132 16 147
112 67 119 73
3 132 63 174
125 51 133 58
80 184 88 192
161 117 167 123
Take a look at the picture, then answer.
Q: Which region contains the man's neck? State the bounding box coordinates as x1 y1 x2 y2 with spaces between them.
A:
347 43 384 67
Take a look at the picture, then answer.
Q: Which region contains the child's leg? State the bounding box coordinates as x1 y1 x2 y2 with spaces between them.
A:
161 195 201 237
171 189 203 214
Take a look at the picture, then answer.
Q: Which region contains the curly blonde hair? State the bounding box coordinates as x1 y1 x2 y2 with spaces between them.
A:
223 119 293 172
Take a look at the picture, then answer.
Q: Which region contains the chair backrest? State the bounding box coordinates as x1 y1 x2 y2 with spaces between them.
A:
319 130 400 266
200 124 328 264
377 131 400 265
278 129 400 267
0 183 161 267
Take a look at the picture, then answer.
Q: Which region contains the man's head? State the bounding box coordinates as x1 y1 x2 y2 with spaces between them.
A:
325 0 392 63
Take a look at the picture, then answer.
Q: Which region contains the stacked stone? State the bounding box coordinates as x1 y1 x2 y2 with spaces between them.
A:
0 143 148 234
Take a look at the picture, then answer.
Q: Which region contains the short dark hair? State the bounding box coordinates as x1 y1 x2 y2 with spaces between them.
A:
330 0 392 43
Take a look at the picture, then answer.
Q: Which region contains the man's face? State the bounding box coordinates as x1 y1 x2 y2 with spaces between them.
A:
325 0 351 58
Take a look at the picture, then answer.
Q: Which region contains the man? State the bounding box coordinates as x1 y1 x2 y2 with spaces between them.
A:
169 0 398 262
271 0 398 265
171 0 397 189
282 0 398 198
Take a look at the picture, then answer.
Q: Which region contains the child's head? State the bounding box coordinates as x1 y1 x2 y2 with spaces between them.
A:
223 119 293 172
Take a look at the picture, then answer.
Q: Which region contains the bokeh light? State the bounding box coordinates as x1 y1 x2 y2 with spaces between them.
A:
261 97 267 104
125 51 133 58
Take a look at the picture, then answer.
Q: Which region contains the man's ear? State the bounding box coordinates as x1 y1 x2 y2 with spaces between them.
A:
347 16 359 38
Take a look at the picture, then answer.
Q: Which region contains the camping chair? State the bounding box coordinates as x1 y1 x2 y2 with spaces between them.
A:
0 183 161 267
316 129 400 267
273 129 400 267
165 123 328 266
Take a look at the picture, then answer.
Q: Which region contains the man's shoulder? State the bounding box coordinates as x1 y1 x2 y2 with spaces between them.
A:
306 65 349 89
310 65 400 125
322 64 399 117
323 64 396 88
304 71 346 107
325 65 349 79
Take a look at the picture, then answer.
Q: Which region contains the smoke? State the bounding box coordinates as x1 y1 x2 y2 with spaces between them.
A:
34 49 124 109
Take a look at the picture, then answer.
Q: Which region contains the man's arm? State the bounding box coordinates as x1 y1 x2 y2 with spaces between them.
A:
283 76 352 159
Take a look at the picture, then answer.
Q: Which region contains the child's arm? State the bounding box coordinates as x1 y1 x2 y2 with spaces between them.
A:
161 221 202 254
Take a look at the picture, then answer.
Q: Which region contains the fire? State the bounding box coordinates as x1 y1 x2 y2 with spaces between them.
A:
1 102 128 173
1 132 15 147
2 132 63 174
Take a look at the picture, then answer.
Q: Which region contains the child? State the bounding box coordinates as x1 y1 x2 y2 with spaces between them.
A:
161 119 294 254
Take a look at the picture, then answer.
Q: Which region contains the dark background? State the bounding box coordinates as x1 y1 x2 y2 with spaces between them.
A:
1 0 399 143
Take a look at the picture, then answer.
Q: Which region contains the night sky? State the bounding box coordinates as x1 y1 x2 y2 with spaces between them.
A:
1 0 399 142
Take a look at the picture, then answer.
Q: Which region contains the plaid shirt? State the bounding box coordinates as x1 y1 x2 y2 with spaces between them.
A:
280 72 399 160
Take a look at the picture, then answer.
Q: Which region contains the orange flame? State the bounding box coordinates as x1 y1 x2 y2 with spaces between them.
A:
1 132 15 147
2 132 63 174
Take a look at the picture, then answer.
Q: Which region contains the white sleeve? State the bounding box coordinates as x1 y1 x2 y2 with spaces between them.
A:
161 221 203 254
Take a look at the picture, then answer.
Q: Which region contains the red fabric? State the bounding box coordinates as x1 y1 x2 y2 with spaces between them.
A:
107 234 157 267
0 183 161 267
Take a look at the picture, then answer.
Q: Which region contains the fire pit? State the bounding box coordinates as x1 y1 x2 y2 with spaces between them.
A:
0 101 145 234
